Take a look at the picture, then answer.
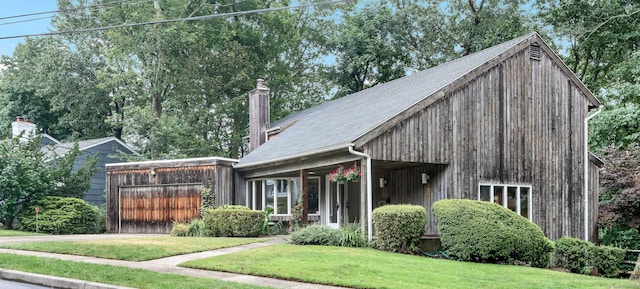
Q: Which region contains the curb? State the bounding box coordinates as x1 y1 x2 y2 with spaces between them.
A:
0 269 136 289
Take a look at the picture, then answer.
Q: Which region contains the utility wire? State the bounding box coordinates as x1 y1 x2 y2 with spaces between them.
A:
0 0 151 21
0 16 53 27
0 0 352 40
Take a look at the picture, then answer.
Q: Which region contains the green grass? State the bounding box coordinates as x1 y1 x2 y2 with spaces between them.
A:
181 244 637 289
0 229 43 236
0 236 268 261
0 253 269 289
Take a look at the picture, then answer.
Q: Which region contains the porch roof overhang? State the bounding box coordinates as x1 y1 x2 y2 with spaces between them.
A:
234 143 361 179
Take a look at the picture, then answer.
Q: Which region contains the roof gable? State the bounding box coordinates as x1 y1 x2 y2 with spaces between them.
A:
43 137 138 160
237 32 599 168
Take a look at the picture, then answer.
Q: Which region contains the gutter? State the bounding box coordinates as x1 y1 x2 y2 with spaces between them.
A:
584 106 602 241
348 146 373 242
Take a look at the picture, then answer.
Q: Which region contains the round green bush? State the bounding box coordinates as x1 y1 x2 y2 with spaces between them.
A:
594 245 625 278
432 199 554 267
291 225 341 246
372 204 427 253
171 221 189 237
18 197 104 234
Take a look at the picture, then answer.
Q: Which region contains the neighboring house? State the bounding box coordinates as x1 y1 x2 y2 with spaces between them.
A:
233 32 603 242
11 118 137 205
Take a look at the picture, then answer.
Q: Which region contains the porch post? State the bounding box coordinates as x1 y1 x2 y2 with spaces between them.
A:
300 169 309 225
360 158 367 236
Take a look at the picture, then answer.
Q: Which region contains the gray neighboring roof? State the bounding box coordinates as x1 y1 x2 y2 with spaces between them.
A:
236 32 593 168
43 137 138 159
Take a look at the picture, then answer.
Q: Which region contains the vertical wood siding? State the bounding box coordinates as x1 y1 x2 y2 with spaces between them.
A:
363 48 595 241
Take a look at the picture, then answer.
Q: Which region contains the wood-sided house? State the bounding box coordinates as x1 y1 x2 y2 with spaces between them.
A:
233 32 603 242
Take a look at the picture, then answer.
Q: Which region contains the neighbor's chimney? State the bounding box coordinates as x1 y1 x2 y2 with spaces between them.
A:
11 117 37 142
248 78 270 153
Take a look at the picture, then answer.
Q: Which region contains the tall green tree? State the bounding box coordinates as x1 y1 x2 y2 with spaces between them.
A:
0 136 98 229
329 0 534 96
538 0 640 104
0 36 113 140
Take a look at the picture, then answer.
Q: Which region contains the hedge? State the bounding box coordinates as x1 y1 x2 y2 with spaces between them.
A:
18 197 104 234
202 206 264 237
432 199 553 267
372 204 427 253
555 236 625 277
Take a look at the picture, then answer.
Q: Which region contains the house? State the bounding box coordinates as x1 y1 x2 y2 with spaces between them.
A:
233 32 603 242
11 118 137 205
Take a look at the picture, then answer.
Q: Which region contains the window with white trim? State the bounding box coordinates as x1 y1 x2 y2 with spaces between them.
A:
479 184 532 220
246 178 320 215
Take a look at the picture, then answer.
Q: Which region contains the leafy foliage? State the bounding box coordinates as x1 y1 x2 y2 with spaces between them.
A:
202 207 264 237
0 137 52 229
598 144 640 230
589 107 640 154
290 225 340 246
593 245 626 278
554 236 625 278
432 199 553 267
372 204 427 254
339 223 367 248
554 237 596 274
18 196 104 234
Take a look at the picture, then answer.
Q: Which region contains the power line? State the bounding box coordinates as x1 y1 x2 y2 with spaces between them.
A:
0 0 352 41
0 0 151 21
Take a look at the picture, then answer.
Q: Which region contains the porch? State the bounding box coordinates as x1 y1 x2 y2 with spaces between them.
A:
238 158 448 238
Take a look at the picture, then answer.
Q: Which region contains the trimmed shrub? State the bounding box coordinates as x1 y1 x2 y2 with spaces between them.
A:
593 245 625 278
291 225 341 246
372 204 427 253
18 197 103 234
555 237 595 274
432 199 554 267
171 221 189 236
203 207 264 237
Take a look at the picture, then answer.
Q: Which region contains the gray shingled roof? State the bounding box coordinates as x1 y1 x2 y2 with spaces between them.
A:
43 137 137 159
237 33 536 167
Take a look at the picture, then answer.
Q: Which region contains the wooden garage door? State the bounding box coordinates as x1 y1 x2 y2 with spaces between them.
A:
119 184 203 233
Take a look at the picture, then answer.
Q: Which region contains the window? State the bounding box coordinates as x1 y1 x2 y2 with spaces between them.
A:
246 177 320 215
478 184 532 220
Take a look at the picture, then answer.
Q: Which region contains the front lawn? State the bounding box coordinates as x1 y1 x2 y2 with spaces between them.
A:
0 253 269 289
0 236 268 261
181 244 637 289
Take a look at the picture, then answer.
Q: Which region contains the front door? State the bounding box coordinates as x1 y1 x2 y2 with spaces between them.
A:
326 178 345 229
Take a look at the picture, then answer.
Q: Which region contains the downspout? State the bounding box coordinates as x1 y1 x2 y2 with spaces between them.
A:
584 106 602 241
348 146 373 241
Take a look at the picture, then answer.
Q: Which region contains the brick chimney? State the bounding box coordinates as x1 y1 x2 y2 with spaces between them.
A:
11 117 37 142
248 78 270 153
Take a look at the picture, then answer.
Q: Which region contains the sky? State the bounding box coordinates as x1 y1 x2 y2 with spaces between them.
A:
0 1 58 57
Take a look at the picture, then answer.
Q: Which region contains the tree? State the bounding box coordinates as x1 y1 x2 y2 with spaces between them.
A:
50 0 334 159
589 106 640 154
0 137 51 229
598 144 640 230
0 136 98 229
46 143 99 199
329 0 534 96
537 0 640 104
0 36 113 140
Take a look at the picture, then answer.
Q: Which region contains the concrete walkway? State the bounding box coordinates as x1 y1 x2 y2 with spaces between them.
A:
0 234 347 289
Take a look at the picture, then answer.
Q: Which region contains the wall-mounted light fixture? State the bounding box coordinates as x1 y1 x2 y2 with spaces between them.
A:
150 167 156 177
379 177 387 188
421 173 430 184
